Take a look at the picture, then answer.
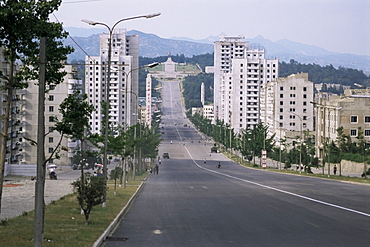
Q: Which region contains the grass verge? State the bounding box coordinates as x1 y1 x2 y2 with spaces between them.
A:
224 152 370 185
0 174 148 247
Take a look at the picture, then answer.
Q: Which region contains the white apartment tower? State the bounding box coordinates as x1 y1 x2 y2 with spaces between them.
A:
261 73 314 146
214 36 278 133
85 29 139 133
22 65 83 166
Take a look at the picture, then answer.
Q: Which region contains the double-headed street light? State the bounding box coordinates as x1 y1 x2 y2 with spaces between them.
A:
82 13 160 207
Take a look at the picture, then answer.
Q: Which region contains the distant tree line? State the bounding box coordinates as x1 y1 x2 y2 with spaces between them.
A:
140 53 214 71
280 59 370 88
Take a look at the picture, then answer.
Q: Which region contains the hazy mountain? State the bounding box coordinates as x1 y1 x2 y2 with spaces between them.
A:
65 29 369 74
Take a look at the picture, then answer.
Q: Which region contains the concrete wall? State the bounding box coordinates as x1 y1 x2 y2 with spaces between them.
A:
324 160 369 174
5 164 36 177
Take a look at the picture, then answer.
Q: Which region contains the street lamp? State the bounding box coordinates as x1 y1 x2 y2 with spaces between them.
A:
82 13 160 207
290 111 303 173
268 117 285 170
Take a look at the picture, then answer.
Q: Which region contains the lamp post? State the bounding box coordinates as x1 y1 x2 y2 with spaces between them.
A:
290 111 303 173
269 118 285 170
82 13 160 207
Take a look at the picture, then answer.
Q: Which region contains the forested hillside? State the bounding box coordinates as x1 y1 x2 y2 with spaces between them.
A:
280 59 370 87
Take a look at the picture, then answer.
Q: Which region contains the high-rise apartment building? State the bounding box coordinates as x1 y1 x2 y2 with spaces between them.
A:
0 46 24 164
213 36 278 132
85 29 139 133
261 73 314 146
22 65 83 166
1 47 82 166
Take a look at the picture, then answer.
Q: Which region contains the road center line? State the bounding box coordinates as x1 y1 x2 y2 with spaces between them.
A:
184 146 370 218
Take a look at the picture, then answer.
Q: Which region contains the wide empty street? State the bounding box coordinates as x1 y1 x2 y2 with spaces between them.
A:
105 80 370 247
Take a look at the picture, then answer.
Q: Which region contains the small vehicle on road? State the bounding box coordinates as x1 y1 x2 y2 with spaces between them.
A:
211 146 218 153
163 153 170 159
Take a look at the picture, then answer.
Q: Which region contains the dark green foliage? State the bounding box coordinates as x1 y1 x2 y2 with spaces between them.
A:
361 168 370 178
71 173 105 224
54 91 94 139
138 69 160 98
110 167 122 180
280 59 370 89
140 53 213 71
182 73 214 109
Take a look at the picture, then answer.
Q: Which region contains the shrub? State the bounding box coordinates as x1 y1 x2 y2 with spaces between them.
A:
71 173 105 224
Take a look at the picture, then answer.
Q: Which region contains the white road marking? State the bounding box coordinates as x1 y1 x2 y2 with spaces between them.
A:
184 146 370 218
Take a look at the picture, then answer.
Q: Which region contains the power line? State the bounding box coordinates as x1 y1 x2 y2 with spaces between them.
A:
52 13 96 62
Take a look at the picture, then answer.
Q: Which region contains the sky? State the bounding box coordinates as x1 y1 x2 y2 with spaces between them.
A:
53 0 370 56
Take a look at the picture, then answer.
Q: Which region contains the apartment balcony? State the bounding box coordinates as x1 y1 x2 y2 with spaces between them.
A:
67 152 74 158
68 141 78 148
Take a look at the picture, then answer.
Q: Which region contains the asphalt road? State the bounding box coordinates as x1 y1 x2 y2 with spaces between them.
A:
105 80 370 247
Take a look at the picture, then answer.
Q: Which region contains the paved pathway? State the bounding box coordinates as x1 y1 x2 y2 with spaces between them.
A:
1 167 81 220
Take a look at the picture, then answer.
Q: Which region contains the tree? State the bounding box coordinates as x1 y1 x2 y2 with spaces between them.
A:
72 173 105 224
55 90 97 220
0 0 72 222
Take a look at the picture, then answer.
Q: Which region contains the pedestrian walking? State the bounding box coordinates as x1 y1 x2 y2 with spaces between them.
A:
334 165 337 175
155 164 159 175
217 162 221 169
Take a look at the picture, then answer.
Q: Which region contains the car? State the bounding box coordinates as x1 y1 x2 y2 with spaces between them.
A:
211 146 218 153
163 153 170 159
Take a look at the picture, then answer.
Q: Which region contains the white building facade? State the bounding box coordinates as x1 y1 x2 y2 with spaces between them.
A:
21 65 83 166
85 29 139 134
261 73 315 147
213 36 278 133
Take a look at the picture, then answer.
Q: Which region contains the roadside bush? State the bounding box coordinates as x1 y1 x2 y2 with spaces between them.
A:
361 168 370 178
71 173 105 224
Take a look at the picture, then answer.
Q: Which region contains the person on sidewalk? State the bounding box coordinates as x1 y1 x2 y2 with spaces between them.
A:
334 165 337 175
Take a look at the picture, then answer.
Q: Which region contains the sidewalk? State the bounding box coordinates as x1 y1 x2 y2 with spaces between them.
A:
1 161 122 220
1 167 81 220
253 156 362 177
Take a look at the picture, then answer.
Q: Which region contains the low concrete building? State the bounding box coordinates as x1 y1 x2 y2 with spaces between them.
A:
314 88 370 161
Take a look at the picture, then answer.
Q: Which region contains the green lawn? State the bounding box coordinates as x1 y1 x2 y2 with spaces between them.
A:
0 175 147 247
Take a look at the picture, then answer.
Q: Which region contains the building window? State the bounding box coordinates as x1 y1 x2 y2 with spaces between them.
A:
365 116 370 123
49 95 54 101
350 129 357 136
280 108 283 112
49 106 54 112
280 87 283 90
280 101 283 105
280 94 283 98
49 137 53 143
303 87 307 91
365 130 370 136
350 116 358 123
48 148 53 153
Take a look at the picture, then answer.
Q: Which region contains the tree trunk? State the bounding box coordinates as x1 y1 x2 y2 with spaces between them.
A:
0 52 14 218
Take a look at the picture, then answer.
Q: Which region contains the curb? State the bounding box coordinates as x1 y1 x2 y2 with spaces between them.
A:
92 176 148 247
